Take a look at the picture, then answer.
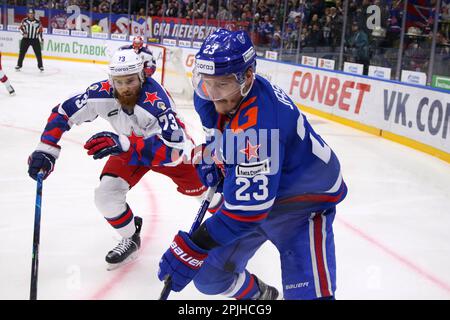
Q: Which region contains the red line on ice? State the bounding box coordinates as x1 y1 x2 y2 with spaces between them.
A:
336 216 450 294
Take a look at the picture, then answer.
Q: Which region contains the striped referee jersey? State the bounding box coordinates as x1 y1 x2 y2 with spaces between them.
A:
20 18 43 40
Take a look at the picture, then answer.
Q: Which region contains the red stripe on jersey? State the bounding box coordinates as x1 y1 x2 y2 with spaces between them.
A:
45 127 65 140
47 112 59 123
151 144 167 166
235 275 255 300
277 187 345 205
313 213 331 297
221 209 268 222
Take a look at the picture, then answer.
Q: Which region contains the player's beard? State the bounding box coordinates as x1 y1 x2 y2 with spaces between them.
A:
115 89 140 112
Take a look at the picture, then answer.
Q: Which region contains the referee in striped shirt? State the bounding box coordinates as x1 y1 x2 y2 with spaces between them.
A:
16 8 44 72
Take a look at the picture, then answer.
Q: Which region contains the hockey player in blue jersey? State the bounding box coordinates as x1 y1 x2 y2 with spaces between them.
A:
157 29 347 300
27 49 207 270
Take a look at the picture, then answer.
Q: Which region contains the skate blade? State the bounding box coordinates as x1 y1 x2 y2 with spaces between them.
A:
106 251 139 271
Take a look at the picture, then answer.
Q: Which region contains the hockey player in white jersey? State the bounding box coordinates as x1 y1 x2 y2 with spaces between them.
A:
120 36 157 78
27 49 206 270
0 52 15 95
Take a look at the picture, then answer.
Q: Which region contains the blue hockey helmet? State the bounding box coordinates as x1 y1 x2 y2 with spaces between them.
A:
192 29 257 101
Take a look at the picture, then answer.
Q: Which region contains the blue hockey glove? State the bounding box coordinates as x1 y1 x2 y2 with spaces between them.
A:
28 151 56 180
84 131 130 160
192 144 224 191
158 231 209 292
196 162 223 187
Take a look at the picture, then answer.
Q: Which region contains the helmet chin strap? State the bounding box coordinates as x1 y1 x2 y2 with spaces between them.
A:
240 72 255 97
227 72 255 115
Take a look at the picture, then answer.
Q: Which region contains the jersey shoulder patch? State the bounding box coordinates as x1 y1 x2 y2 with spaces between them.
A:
87 80 114 99
137 78 172 115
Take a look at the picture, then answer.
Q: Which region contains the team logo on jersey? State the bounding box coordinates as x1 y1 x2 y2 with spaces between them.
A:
99 81 112 93
128 131 145 160
237 33 245 44
157 101 167 111
239 140 260 160
235 159 270 178
89 84 99 91
143 91 161 106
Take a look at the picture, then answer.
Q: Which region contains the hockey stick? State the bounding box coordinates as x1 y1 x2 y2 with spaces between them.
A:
30 172 44 300
159 185 217 300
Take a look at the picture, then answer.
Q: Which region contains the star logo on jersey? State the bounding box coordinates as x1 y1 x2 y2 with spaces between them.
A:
99 81 112 93
144 91 161 106
128 131 145 160
240 141 260 161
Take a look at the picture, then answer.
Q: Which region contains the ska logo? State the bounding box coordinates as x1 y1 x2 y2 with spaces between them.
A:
237 33 245 44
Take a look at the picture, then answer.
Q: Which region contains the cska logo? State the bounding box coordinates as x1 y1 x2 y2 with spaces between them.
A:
144 91 161 106
237 33 245 44
99 81 112 93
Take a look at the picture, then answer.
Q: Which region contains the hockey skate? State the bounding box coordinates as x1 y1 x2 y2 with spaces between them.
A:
15 66 21 71
7 85 15 96
255 276 282 300
39 67 44 72
105 216 142 271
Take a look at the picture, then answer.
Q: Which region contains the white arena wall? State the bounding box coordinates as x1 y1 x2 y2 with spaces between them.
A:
1 30 448 162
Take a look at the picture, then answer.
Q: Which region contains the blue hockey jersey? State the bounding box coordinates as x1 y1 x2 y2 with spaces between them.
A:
194 74 347 246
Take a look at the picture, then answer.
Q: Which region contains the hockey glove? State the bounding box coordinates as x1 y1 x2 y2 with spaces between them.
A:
84 131 130 160
28 151 56 180
158 231 208 292
192 144 224 191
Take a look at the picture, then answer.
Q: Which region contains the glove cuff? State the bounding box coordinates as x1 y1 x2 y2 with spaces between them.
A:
171 231 209 269
36 142 60 159
118 134 130 152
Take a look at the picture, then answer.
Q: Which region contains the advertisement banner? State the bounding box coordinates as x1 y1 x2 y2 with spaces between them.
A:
401 70 427 85
265 50 278 60
343 62 364 75
368 65 392 80
432 75 450 91
5 6 249 43
318 58 335 70
301 55 317 67
257 59 449 153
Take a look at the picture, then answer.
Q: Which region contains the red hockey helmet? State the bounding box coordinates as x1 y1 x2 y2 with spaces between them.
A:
132 36 144 52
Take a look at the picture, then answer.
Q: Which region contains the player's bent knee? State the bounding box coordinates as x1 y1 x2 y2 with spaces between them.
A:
94 176 130 216
193 264 234 295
